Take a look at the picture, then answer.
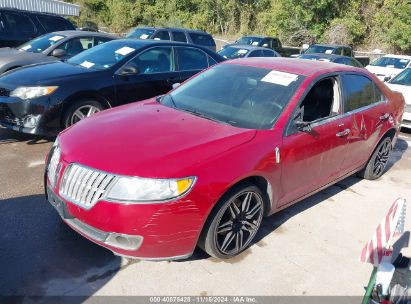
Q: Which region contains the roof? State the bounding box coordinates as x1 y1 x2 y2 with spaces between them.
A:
299 53 351 60
310 43 350 48
224 44 273 51
224 57 361 76
381 54 411 59
132 26 210 34
53 30 118 38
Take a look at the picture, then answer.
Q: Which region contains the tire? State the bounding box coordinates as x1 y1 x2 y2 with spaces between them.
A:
358 136 392 180
62 99 104 128
198 183 265 259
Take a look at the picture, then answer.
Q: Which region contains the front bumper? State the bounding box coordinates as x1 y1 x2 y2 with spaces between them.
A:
0 95 58 136
45 162 208 259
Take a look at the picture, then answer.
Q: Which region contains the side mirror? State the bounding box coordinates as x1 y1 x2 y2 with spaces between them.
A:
119 65 139 76
384 75 392 82
172 83 181 89
51 49 67 58
295 120 312 133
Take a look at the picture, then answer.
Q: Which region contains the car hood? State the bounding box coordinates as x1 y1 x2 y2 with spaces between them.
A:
366 65 403 79
0 61 97 87
386 83 411 105
59 99 257 178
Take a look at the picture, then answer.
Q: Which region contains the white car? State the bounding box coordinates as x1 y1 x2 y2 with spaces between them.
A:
386 68 411 129
366 54 411 81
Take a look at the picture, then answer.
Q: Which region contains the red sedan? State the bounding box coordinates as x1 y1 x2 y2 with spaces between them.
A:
45 58 405 260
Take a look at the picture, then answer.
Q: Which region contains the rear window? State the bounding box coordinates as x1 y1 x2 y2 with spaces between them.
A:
189 33 215 46
341 74 381 112
37 15 72 32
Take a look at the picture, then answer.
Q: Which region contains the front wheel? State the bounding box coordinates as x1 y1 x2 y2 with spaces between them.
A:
199 183 264 259
63 99 104 128
358 137 392 180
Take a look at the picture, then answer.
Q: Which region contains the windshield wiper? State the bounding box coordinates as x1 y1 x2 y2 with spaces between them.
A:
182 108 231 125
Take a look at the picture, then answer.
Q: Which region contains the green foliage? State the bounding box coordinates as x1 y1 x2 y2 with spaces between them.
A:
68 0 411 52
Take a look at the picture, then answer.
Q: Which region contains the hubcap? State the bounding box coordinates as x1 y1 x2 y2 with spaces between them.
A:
215 191 263 256
70 105 100 126
373 140 391 176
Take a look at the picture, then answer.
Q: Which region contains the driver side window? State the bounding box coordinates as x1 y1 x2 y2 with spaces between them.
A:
299 77 341 123
127 47 173 74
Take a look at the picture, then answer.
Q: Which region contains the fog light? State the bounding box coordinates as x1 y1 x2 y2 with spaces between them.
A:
23 115 41 129
105 233 143 251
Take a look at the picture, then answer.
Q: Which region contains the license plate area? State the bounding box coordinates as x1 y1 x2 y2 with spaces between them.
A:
47 187 74 219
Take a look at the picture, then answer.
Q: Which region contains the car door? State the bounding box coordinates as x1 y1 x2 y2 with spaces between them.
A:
278 75 351 207
175 46 211 82
338 73 389 173
53 37 95 60
152 30 171 41
114 46 178 105
171 31 187 43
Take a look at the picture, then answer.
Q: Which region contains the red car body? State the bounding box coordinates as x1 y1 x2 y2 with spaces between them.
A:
45 58 405 260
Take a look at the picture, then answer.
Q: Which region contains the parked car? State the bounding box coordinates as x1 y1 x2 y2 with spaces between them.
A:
218 45 280 59
299 53 363 67
45 58 404 260
303 44 353 57
77 21 99 32
0 8 75 48
366 55 411 81
0 31 116 74
126 27 216 52
386 68 411 129
0 39 224 135
222 35 300 57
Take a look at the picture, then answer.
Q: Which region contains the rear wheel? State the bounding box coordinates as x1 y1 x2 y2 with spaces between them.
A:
63 99 104 128
358 137 392 180
199 183 264 259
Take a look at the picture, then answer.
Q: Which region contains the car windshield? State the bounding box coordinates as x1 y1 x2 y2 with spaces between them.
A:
126 28 155 39
67 41 139 70
18 33 66 53
236 36 263 46
160 64 304 129
370 57 410 69
390 68 411 86
218 47 250 59
304 45 336 54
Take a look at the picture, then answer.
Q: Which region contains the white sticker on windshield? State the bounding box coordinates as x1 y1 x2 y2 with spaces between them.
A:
400 59 409 63
80 61 95 69
49 35 64 42
325 50 333 54
238 49 248 54
252 41 259 46
261 71 299 86
21 45 31 50
115 46 135 56
140 34 149 39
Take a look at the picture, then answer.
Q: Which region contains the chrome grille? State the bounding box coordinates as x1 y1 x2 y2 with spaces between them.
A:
47 146 61 188
59 164 116 209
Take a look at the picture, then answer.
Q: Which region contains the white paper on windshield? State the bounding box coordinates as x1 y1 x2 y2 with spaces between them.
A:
261 71 299 86
49 35 64 42
80 61 95 69
21 45 31 50
238 49 248 54
252 41 259 46
140 34 149 39
115 46 135 56
400 59 409 63
325 49 333 54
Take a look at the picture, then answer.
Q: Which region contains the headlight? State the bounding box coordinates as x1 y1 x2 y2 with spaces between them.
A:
105 176 196 203
10 86 58 99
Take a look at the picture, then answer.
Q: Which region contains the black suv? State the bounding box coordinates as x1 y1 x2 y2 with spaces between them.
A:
0 8 75 47
126 27 216 52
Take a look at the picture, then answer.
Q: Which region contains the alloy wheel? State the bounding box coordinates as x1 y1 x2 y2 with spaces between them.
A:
70 105 100 126
214 191 264 256
373 139 391 176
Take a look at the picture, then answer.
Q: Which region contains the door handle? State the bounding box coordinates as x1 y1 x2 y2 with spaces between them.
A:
379 113 390 121
336 129 350 137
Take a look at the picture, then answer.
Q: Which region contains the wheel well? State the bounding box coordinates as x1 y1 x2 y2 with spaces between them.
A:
227 176 272 216
60 93 112 128
382 128 396 142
